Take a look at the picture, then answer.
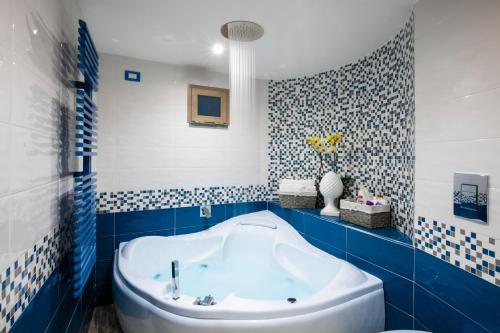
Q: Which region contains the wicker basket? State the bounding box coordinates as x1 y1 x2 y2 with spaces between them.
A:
339 199 391 229
279 194 317 209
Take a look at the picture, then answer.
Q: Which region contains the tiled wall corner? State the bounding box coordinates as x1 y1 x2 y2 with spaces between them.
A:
267 14 415 237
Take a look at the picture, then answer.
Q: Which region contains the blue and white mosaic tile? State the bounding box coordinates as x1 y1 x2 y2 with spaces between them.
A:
415 216 500 286
97 185 269 213
0 223 71 333
267 15 415 237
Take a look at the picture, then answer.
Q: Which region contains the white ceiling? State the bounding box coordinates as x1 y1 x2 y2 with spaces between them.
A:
77 0 415 80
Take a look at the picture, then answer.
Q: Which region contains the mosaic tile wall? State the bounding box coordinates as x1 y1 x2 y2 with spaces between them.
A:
0 223 71 332
97 185 269 213
415 216 499 286
267 15 415 237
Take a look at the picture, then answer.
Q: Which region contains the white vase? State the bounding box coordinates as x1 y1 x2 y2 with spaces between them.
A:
319 171 344 216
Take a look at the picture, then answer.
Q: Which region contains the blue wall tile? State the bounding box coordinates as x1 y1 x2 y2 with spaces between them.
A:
97 236 115 261
226 201 267 218
415 249 500 332
347 254 413 314
115 209 174 235
44 285 80 333
304 214 346 251
176 225 206 235
96 260 113 286
304 234 346 260
116 228 174 245
346 228 414 280
288 210 305 233
414 285 489 333
95 283 113 307
96 213 114 237
385 302 413 331
155 229 176 237
414 318 430 332
65 300 83 333
268 202 292 221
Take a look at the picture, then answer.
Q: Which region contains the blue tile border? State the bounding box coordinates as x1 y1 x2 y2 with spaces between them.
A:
415 249 500 332
346 227 414 280
414 285 490 333
268 201 412 246
347 254 413 314
385 302 414 331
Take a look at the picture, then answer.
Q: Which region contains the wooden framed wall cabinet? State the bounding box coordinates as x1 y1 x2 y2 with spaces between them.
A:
187 84 230 126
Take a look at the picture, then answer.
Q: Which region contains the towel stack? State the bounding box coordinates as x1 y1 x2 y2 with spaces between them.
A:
279 179 317 196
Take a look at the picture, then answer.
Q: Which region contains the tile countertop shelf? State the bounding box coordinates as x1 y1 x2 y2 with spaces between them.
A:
268 201 413 247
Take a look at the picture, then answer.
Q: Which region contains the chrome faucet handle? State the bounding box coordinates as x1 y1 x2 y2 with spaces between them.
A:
171 260 180 300
202 206 212 219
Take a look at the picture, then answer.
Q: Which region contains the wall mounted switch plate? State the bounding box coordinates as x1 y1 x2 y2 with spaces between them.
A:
453 172 488 224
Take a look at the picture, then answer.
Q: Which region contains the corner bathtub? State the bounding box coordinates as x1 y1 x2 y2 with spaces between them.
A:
113 210 385 333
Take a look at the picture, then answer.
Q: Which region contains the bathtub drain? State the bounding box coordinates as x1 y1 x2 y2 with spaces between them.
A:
287 297 297 304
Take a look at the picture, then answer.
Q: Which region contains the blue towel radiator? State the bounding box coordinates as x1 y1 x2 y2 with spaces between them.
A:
72 19 99 298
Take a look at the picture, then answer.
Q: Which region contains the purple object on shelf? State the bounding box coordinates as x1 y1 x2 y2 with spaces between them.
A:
366 200 374 206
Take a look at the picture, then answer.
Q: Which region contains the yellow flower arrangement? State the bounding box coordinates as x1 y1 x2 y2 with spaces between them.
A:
306 132 343 177
306 133 342 154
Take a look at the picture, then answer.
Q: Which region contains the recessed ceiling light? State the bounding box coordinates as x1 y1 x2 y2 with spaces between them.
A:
211 43 224 55
32 29 38 35
111 38 120 43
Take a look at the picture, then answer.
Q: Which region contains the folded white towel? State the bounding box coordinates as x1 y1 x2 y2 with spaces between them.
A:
279 179 317 196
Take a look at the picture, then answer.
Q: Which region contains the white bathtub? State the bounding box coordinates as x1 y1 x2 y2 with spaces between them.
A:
113 210 385 333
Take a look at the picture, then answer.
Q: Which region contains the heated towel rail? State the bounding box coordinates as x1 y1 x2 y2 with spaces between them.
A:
72 19 99 297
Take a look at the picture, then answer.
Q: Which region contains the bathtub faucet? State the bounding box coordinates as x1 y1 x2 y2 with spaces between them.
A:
201 206 211 219
171 260 180 300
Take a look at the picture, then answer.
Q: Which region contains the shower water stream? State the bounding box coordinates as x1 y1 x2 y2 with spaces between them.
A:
225 21 263 123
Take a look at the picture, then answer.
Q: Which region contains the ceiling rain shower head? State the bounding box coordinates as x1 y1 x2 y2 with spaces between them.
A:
221 21 264 42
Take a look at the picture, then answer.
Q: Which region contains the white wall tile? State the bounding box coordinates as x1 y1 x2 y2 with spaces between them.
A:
95 169 114 193
415 0 500 105
9 181 59 254
9 125 59 194
116 146 176 170
114 121 175 148
415 87 500 143
416 139 500 188
96 53 269 192
0 123 11 197
0 196 10 273
10 61 60 133
0 47 12 124
113 168 178 191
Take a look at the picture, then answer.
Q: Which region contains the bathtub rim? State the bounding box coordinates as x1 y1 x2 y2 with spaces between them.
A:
113 261 385 332
114 211 383 320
